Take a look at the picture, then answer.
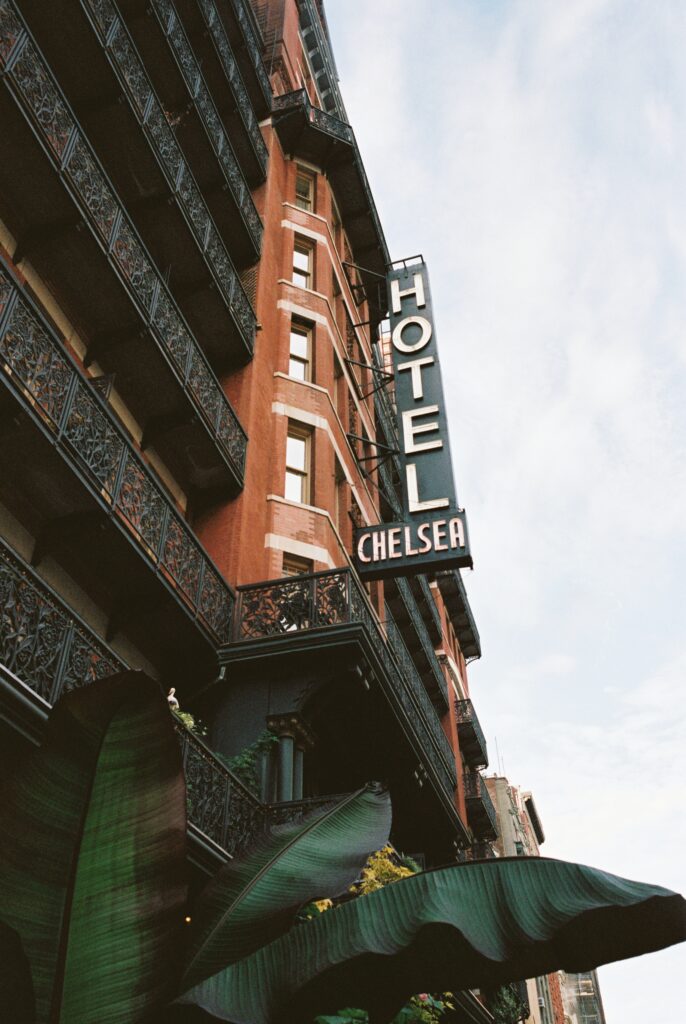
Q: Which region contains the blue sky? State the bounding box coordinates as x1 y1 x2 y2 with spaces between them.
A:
325 1 686 1019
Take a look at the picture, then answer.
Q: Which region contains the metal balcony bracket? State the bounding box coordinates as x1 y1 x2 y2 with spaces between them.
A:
31 511 105 568
141 409 197 450
84 328 142 369
13 218 84 264
344 356 394 400
346 433 398 464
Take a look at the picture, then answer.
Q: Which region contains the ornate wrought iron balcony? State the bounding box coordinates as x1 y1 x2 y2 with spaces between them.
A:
230 568 458 803
296 0 346 118
76 0 263 275
0 5 250 492
272 88 389 334
193 0 269 179
144 0 264 265
435 570 481 661
0 261 234 646
454 698 489 770
0 536 356 861
463 771 498 841
390 576 449 711
219 0 272 115
0 536 125 706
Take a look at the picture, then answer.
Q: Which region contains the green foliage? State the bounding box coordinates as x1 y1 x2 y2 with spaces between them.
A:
0 672 187 1024
489 985 527 1024
173 709 208 738
216 730 278 794
180 784 392 990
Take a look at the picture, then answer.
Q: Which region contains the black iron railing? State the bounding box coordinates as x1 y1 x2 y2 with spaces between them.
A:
463 771 498 839
174 721 265 856
0 536 126 705
296 0 345 118
0 262 235 644
395 576 448 705
149 0 263 272
232 569 457 797
0 3 250 474
225 0 272 106
455 698 489 770
195 0 268 173
273 87 353 143
81 0 263 275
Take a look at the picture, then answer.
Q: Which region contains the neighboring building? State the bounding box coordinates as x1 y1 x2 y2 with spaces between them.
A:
485 776 566 1024
0 0 494 918
559 971 606 1024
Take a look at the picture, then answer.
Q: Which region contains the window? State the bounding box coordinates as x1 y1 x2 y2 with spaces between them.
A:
285 424 311 504
295 169 315 211
293 238 313 289
289 321 312 381
282 553 313 577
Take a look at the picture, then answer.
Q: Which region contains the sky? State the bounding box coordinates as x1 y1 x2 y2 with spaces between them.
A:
324 1 686 1020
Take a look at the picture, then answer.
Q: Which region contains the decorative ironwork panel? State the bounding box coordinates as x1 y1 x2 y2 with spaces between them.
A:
183 733 227 845
63 380 124 494
66 134 118 242
115 452 167 555
238 576 316 639
0 0 23 64
151 289 191 372
314 572 349 626
108 20 152 117
198 566 233 644
0 540 125 703
87 0 117 37
162 513 202 604
178 167 210 247
396 576 447 703
1 294 72 425
111 218 157 312
205 225 237 300
150 0 263 258
197 0 268 170
463 770 498 836
228 0 271 100
0 554 67 700
60 624 122 696
145 100 184 183
9 38 73 157
188 346 220 430
176 723 264 855
217 402 246 473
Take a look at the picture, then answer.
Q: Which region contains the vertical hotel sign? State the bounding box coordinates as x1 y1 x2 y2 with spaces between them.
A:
354 260 472 580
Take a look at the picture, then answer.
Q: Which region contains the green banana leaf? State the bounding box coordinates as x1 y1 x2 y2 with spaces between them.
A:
178 856 686 1024
181 783 392 990
0 671 188 1024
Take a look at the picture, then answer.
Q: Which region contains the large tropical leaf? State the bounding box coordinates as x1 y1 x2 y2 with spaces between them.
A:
0 671 187 1024
181 783 391 990
178 856 686 1024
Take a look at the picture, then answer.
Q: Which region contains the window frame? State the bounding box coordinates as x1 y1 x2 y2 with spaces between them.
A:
295 167 315 212
285 423 312 505
282 553 313 577
288 320 313 382
292 237 314 290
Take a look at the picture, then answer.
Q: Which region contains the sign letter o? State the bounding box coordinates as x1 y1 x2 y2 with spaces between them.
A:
392 316 433 354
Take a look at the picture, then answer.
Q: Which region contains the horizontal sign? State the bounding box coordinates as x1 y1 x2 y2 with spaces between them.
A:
354 259 472 581
355 511 471 580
